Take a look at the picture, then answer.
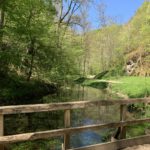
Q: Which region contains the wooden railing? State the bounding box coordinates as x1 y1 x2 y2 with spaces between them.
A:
0 98 150 150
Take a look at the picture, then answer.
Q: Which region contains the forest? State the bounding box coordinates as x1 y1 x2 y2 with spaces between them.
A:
0 0 150 149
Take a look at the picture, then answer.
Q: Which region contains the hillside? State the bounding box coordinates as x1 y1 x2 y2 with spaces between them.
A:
122 1 150 76
83 1 150 76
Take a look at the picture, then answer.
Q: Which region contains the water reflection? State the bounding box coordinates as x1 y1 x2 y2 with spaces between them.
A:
70 118 102 148
43 84 120 148
43 84 118 103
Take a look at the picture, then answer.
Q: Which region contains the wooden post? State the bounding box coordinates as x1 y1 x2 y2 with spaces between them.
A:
63 110 71 150
0 114 4 150
120 104 126 139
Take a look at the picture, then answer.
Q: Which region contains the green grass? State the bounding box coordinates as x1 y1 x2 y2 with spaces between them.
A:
9 139 61 150
127 123 150 138
80 76 150 141
81 76 150 98
111 76 150 98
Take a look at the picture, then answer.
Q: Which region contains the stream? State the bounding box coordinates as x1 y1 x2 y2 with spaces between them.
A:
42 84 120 149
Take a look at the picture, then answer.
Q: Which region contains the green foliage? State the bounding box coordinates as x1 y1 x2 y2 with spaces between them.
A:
0 0 83 83
82 76 150 98
0 1 150 149
1 1 149 82
79 2 150 76
9 139 61 150
0 75 57 105
127 123 150 138
84 24 123 74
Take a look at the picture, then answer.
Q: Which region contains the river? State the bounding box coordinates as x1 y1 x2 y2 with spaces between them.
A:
41 84 120 149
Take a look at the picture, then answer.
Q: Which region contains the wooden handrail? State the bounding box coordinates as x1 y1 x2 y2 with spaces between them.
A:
0 98 149 150
69 134 150 150
0 118 150 144
0 98 149 115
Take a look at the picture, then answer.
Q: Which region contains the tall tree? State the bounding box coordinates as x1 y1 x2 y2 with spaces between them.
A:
79 5 91 76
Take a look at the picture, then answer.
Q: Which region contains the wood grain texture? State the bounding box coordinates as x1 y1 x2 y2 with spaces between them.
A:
69 134 150 150
0 114 3 136
0 114 4 150
120 104 127 139
64 110 71 150
0 118 150 144
0 98 149 115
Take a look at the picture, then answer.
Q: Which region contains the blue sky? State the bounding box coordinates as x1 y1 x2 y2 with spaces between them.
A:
89 0 145 29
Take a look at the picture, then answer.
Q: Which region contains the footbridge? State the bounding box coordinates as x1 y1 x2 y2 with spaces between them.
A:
0 98 150 150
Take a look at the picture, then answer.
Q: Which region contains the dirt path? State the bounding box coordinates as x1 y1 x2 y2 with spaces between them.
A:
123 144 150 150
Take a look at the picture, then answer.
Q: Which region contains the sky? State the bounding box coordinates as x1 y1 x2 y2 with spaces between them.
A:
89 0 145 29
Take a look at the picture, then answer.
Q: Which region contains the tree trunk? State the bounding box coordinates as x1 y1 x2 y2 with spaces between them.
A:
27 54 34 81
0 8 5 48
27 40 35 81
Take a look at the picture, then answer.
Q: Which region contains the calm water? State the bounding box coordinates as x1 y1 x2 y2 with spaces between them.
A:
42 84 120 149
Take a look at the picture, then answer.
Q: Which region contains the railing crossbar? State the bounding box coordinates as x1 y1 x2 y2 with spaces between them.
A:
0 98 149 115
0 98 149 150
0 118 150 144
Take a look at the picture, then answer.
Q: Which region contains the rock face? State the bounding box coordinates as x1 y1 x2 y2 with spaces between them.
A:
126 60 136 75
125 50 150 76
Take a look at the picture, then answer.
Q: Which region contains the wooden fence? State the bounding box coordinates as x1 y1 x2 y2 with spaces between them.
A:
0 98 150 150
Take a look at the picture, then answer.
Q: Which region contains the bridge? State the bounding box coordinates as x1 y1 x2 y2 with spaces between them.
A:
0 98 150 150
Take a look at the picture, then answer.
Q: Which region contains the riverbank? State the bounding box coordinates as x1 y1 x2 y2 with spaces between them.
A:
110 76 150 98
0 75 62 149
81 76 150 139
81 76 150 98
0 75 58 106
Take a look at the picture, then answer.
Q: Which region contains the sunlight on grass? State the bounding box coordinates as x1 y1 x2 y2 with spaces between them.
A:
111 77 150 98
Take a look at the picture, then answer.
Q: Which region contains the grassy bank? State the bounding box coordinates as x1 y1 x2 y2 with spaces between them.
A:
81 76 150 98
82 76 150 140
110 76 150 98
0 75 61 149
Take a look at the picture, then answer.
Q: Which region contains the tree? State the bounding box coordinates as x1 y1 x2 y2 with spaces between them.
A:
120 1 150 76
0 0 56 80
96 2 120 72
79 5 91 76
